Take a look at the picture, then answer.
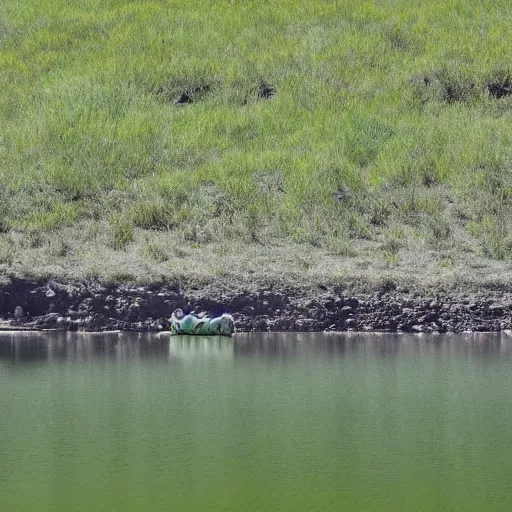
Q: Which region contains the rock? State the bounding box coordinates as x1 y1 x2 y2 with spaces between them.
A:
86 314 108 331
35 312 60 328
156 317 169 329
324 300 335 311
489 304 504 315
124 304 142 322
150 320 162 331
255 319 268 331
1 276 512 333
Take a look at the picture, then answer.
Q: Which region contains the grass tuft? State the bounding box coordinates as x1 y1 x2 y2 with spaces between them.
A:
0 236 15 266
109 216 134 251
131 202 177 231
487 69 512 99
142 240 170 263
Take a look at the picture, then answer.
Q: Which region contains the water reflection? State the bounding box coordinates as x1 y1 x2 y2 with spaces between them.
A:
0 331 510 364
0 332 169 363
235 332 510 361
170 335 234 360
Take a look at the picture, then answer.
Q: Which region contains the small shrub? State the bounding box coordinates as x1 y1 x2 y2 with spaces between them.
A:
109 271 136 283
245 205 263 244
326 236 356 256
109 216 134 250
412 68 477 105
296 254 314 271
378 278 397 293
440 75 475 104
0 237 15 266
469 217 512 260
142 241 169 262
368 200 392 227
437 255 454 270
487 69 512 99
13 201 82 233
344 117 395 167
257 81 275 100
427 215 451 246
385 26 412 51
398 186 445 225
381 237 403 255
131 202 177 230
174 85 211 105
483 235 512 260
384 251 400 267
256 171 285 196
173 247 189 258
482 231 512 260
183 225 198 243
25 231 45 249
346 213 372 239
153 78 212 104
290 227 322 247
49 239 71 258
180 220 215 244
84 266 101 281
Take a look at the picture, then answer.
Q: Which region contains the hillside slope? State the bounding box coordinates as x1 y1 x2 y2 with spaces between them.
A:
1 0 512 289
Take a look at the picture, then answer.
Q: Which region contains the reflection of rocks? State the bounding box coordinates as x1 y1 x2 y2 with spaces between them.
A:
0 332 171 363
232 332 509 360
1 331 510 363
233 332 400 358
234 333 300 358
1 277 512 333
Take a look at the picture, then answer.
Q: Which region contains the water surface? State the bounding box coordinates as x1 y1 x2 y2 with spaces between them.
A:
1 332 512 511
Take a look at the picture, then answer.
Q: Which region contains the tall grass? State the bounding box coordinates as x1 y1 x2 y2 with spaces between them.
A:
2 0 512 276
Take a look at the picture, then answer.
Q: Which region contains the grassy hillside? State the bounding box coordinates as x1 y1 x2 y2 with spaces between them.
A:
1 0 512 286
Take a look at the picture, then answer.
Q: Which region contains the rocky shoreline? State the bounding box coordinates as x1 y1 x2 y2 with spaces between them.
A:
1 277 512 334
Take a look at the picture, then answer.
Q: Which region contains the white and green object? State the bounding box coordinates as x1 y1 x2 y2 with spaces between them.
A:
170 309 235 336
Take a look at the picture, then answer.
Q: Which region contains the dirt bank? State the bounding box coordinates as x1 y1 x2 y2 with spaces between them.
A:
1 276 512 333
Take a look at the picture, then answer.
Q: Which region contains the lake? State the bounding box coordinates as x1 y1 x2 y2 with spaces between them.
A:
1 331 512 511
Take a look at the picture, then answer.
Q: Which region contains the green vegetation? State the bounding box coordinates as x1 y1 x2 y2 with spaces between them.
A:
1 0 512 286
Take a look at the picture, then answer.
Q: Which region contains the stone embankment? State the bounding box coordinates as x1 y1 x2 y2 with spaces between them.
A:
1 277 512 333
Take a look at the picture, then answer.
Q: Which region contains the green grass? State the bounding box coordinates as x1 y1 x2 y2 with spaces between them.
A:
2 0 512 285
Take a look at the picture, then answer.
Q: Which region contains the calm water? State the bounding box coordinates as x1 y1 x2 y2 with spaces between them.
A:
2 332 512 512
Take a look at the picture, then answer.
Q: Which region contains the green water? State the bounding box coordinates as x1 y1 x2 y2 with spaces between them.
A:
2 332 512 512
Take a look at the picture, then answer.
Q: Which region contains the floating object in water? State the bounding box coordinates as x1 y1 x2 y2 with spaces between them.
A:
170 309 235 336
